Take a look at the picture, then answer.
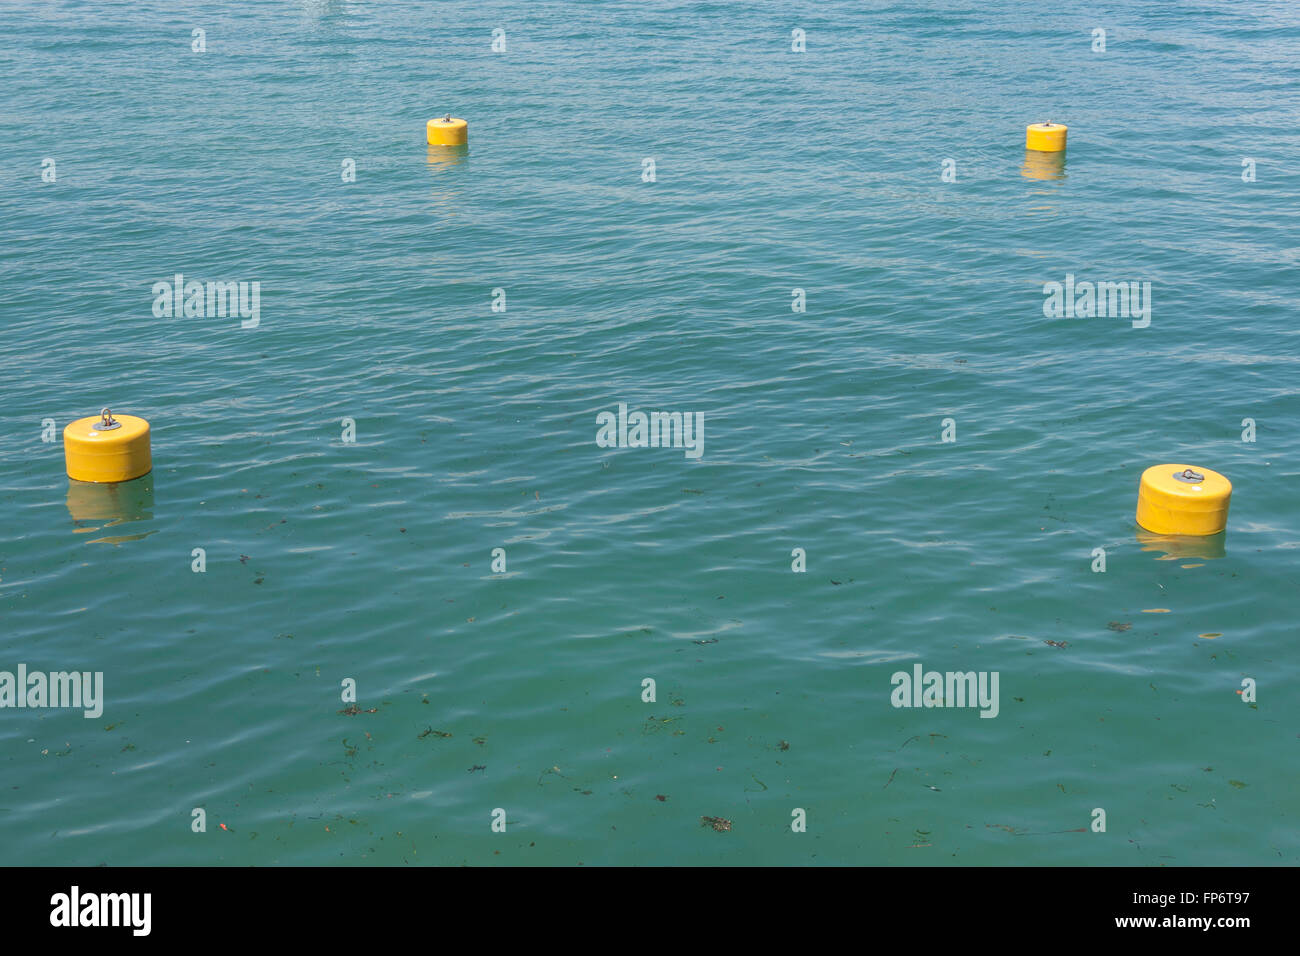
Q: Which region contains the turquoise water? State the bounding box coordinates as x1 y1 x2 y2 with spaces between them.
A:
2 1 1298 866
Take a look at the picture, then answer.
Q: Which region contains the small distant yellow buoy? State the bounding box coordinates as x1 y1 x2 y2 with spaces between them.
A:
1136 464 1231 536
63 408 152 483
427 115 468 146
1026 121 1067 152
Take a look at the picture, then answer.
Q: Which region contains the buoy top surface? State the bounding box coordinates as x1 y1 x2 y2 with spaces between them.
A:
1140 464 1231 510
427 117 467 129
64 414 150 445
1027 122 1068 133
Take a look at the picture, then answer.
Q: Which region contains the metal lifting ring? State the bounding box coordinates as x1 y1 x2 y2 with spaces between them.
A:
93 407 122 431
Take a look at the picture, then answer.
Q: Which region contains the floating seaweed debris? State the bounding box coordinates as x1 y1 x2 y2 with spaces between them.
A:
537 766 571 786
700 815 731 832
642 715 682 735
418 727 452 739
338 705 378 715
1107 621 1131 631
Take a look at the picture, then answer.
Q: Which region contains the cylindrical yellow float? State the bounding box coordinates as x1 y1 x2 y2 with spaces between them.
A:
1136 464 1231 536
427 115 468 146
1026 121 1067 152
63 408 152 483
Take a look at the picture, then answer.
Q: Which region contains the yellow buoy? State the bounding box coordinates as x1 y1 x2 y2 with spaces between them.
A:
427 115 468 146
1026 121 1067 152
1136 464 1231 536
63 408 152 483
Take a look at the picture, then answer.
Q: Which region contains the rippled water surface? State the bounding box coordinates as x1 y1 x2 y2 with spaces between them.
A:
2 0 1298 865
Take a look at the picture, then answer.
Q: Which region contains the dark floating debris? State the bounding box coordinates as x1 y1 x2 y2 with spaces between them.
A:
1107 621 1131 632
693 638 718 645
338 705 378 715
418 727 452 739
778 740 790 751
468 765 486 773
1044 640 1068 648
700 815 731 832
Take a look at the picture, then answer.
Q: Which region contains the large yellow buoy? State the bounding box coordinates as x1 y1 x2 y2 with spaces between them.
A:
1136 464 1231 536
1026 121 1067 152
63 408 152 483
427 115 468 146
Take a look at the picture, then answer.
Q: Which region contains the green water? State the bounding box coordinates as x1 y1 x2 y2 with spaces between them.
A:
1 1 1297 865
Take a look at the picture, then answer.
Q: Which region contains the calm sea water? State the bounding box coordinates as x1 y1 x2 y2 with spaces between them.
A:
2 1 1297 866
